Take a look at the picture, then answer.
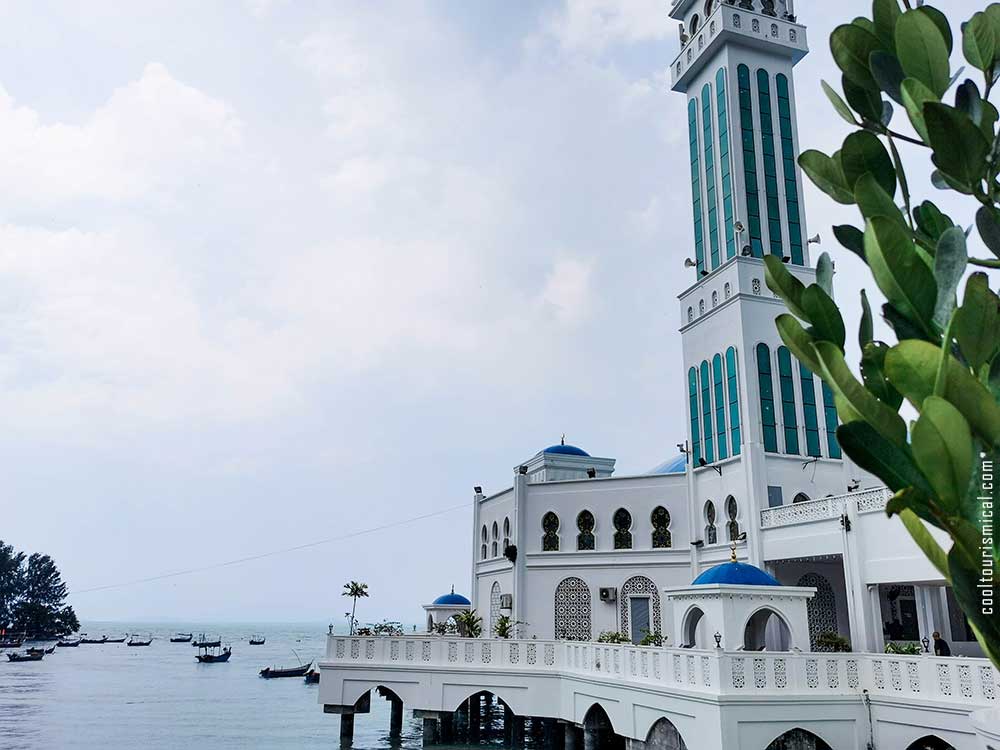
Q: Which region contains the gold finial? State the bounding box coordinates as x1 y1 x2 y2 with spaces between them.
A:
561 433 565 445
730 542 738 563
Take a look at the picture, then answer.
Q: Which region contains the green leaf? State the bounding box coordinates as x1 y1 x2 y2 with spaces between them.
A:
949 543 1000 667
815 341 908 446
911 396 973 512
870 50 905 104
763 255 811 321
900 77 938 141
954 272 1000 371
801 285 846 350
964 12 997 72
932 227 967 328
822 80 858 125
816 252 834 296
831 23 885 91
913 200 954 245
799 150 855 204
854 172 906 227
864 217 937 336
872 0 902 52
836 421 932 492
915 6 953 55
844 75 885 123
924 102 990 188
859 289 874 347
775 314 823 376
956 80 984 126
861 341 904 409
883 302 933 342
976 206 1000 259
895 507 951 578
841 131 896 196
885 340 1000 447
895 10 951 97
834 224 866 262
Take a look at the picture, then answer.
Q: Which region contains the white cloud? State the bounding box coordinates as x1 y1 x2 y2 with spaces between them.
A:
539 257 595 324
548 0 671 52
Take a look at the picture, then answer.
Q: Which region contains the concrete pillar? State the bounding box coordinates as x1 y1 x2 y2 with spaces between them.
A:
468 697 481 742
583 724 599 750
564 724 580 750
543 718 559 750
389 696 403 738
339 714 354 747
440 712 455 744
423 717 439 746
511 715 525 749
504 705 514 746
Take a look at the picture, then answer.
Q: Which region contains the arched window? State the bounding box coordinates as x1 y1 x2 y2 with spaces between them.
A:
724 282 731 299
620 575 661 644
765 729 832 750
745 607 792 651
613 508 633 550
491 521 499 557
737 65 763 257
700 360 714 462
688 367 702 464
490 582 502 635
688 98 705 275
705 501 718 545
502 517 510 551
577 510 596 551
904 736 957 750
777 346 800 454
712 290 718 307
651 506 672 548
716 67 735 259
756 68 783 257
687 306 694 322
776 74 803 264
699 298 705 314
822 381 842 458
689 13 700 34
793 492 811 504
704 0 714 14
726 347 741 455
542 511 560 551
726 495 740 541
554 577 592 640
481 525 488 560
752 278 762 295
713 353 728 460
799 362 821 457
756 343 778 452
702 83 720 270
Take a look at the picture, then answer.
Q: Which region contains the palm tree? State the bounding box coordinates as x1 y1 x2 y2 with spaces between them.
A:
342 581 369 635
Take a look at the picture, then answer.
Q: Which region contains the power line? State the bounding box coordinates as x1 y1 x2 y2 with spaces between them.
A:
69 501 469 596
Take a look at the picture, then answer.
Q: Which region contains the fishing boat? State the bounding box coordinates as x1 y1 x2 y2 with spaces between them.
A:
80 636 107 645
0 639 23 649
127 635 153 647
195 645 232 663
304 669 320 684
260 660 312 679
57 639 80 647
25 645 56 655
7 651 44 662
105 637 126 643
249 634 265 645
191 635 221 648
170 633 193 643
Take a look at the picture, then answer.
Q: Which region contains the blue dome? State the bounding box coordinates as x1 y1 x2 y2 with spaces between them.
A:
692 561 781 587
543 443 590 457
647 453 687 475
432 592 471 606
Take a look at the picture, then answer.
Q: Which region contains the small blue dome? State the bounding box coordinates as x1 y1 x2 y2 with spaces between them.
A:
647 453 687 474
432 592 471 606
543 444 590 457
692 561 781 587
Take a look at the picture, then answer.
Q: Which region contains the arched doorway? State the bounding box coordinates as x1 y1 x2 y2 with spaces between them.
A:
554 577 592 640
765 728 832 750
682 606 709 648
619 575 661 644
744 607 792 651
583 704 623 750
796 572 839 650
645 718 688 750
905 737 956 750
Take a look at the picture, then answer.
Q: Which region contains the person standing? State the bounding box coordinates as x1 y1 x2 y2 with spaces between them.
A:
932 631 951 657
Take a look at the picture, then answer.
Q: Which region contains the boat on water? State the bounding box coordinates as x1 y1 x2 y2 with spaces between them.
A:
57 639 80 647
0 639 23 649
26 646 56 655
80 636 107 645
105 637 126 643
304 669 320 684
170 633 193 643
7 651 44 662
127 635 152 647
195 646 232 663
191 635 221 648
260 661 312 679
249 634 265 645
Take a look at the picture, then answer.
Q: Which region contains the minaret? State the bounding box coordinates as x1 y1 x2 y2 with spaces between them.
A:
667 0 845 568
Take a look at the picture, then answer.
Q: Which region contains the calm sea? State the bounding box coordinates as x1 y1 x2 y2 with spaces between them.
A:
0 622 440 750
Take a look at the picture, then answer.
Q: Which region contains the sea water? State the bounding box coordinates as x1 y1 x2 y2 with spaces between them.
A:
0 622 447 750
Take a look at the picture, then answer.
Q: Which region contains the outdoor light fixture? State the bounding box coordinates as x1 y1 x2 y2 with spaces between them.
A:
676 442 689 455
921 637 930 653
518 465 528 475
737 531 747 541
782 256 791 263
741 245 753 256
848 480 860 492
807 234 821 245
586 468 597 478
714 632 722 648
734 221 745 234
698 457 722 476
840 514 852 532
684 258 697 267
700 270 709 277
691 540 704 548
474 486 482 494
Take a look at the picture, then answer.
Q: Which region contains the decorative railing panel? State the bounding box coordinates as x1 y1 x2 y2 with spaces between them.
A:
759 487 892 529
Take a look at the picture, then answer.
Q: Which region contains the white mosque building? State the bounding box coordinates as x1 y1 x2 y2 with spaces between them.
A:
319 2 999 748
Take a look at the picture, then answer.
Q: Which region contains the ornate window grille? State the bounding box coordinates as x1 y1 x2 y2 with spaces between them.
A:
705 501 718 544
651 506 672 548
613 508 633 550
554 577 592 641
577 510 596 550
726 495 740 541
542 511 560 551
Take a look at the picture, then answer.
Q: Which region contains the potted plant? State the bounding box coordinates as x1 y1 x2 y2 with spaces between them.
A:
816 632 852 653
454 609 483 638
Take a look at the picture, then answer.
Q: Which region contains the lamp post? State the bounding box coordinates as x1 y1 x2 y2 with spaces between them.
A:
714 632 722 649
921 636 930 653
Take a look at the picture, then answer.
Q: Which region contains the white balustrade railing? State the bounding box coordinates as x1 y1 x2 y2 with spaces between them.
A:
759 487 892 529
854 487 892 514
323 636 998 708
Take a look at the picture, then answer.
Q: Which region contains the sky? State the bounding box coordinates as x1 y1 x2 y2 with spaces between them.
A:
0 0 988 624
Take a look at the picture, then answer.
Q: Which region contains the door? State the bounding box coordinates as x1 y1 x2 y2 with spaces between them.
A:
629 597 650 644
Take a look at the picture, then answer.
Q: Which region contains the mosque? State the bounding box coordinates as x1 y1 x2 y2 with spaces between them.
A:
319 1 999 748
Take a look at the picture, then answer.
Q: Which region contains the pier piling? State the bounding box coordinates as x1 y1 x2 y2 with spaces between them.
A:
339 714 354 746
389 696 403 738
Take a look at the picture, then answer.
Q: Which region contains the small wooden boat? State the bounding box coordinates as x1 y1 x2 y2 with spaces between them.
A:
26 645 56 655
304 669 320 684
80 636 107 645
170 633 193 643
7 651 44 662
105 637 126 643
127 636 152 647
195 646 232 663
192 636 221 648
249 634 265 645
260 661 312 679
57 640 80 647
0 639 23 649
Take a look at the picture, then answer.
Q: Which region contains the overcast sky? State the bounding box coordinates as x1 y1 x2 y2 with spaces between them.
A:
0 0 987 624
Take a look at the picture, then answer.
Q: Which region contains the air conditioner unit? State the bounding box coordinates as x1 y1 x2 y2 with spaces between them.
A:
599 587 617 602
499 594 513 610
